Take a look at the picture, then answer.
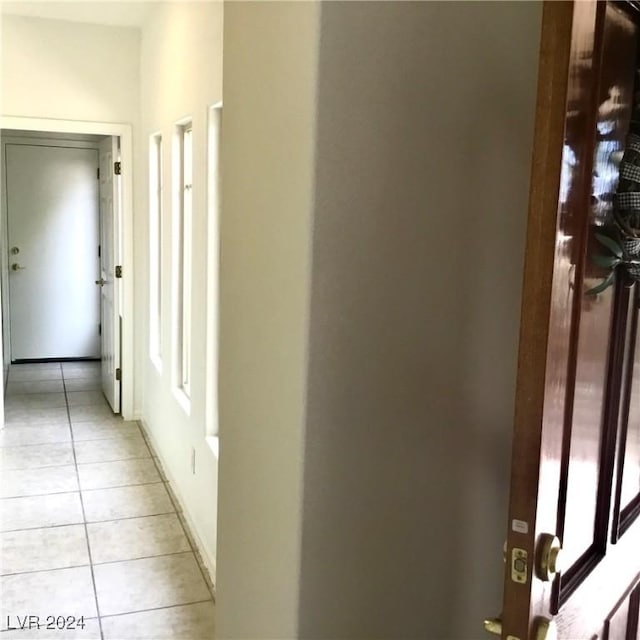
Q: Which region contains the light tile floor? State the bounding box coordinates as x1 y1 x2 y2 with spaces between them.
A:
0 362 215 639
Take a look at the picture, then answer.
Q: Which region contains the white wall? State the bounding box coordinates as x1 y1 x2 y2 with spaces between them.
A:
215 2 320 637
1 15 139 123
138 0 223 580
218 1 542 638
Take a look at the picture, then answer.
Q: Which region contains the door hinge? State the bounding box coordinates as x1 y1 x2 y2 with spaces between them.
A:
98 245 101 258
99 323 101 336
115 265 123 278
114 161 121 175
97 167 100 180
115 368 121 381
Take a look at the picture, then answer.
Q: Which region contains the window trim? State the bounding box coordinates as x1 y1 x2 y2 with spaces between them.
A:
205 103 222 438
149 132 163 371
172 119 193 410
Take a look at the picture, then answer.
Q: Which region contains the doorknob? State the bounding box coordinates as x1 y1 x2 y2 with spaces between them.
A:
11 263 25 271
536 534 563 581
95 278 106 286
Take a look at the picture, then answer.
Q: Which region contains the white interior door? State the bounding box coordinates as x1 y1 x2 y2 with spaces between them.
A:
6 144 100 361
98 136 121 413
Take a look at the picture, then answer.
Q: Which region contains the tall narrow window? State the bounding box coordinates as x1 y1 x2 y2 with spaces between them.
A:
173 121 193 403
181 126 193 397
206 104 222 440
149 133 163 368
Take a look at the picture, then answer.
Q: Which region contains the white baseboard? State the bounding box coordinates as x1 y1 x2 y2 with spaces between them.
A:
122 410 142 422
138 417 217 595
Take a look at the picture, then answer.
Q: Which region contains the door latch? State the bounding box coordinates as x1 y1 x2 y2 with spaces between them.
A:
511 547 528 584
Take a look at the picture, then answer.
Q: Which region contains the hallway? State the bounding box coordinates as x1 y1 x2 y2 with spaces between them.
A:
0 362 215 639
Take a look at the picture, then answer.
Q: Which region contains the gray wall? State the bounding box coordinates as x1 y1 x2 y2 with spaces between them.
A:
299 3 542 638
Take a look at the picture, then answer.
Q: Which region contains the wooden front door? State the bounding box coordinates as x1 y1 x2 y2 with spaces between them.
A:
500 2 640 639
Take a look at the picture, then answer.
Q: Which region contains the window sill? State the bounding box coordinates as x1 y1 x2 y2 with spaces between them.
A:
172 387 191 416
206 435 219 460
150 354 162 375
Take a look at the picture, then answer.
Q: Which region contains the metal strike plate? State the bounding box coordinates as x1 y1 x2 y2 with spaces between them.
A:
511 547 528 584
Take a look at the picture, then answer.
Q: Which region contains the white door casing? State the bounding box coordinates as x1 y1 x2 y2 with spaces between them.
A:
98 136 121 413
6 143 100 361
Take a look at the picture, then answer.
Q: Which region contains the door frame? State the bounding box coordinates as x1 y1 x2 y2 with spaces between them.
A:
0 116 135 420
4 139 102 361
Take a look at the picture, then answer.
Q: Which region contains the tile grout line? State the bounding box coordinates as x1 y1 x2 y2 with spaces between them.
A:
5 405 112 414
2 480 170 501
62 367 105 640
99 598 213 620
3 464 74 472
1 434 143 447
139 425 216 602
75 479 165 492
1 549 197 578
3 413 138 426
90 549 195 568
2 488 81 500
0 430 142 448
1 508 179 533
1 441 74 451
1 562 91 578
3 454 153 472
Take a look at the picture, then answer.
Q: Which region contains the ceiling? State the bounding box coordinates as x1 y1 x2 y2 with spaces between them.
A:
0 1 159 28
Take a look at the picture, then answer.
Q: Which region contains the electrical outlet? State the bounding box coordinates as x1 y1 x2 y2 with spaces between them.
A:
191 447 196 475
